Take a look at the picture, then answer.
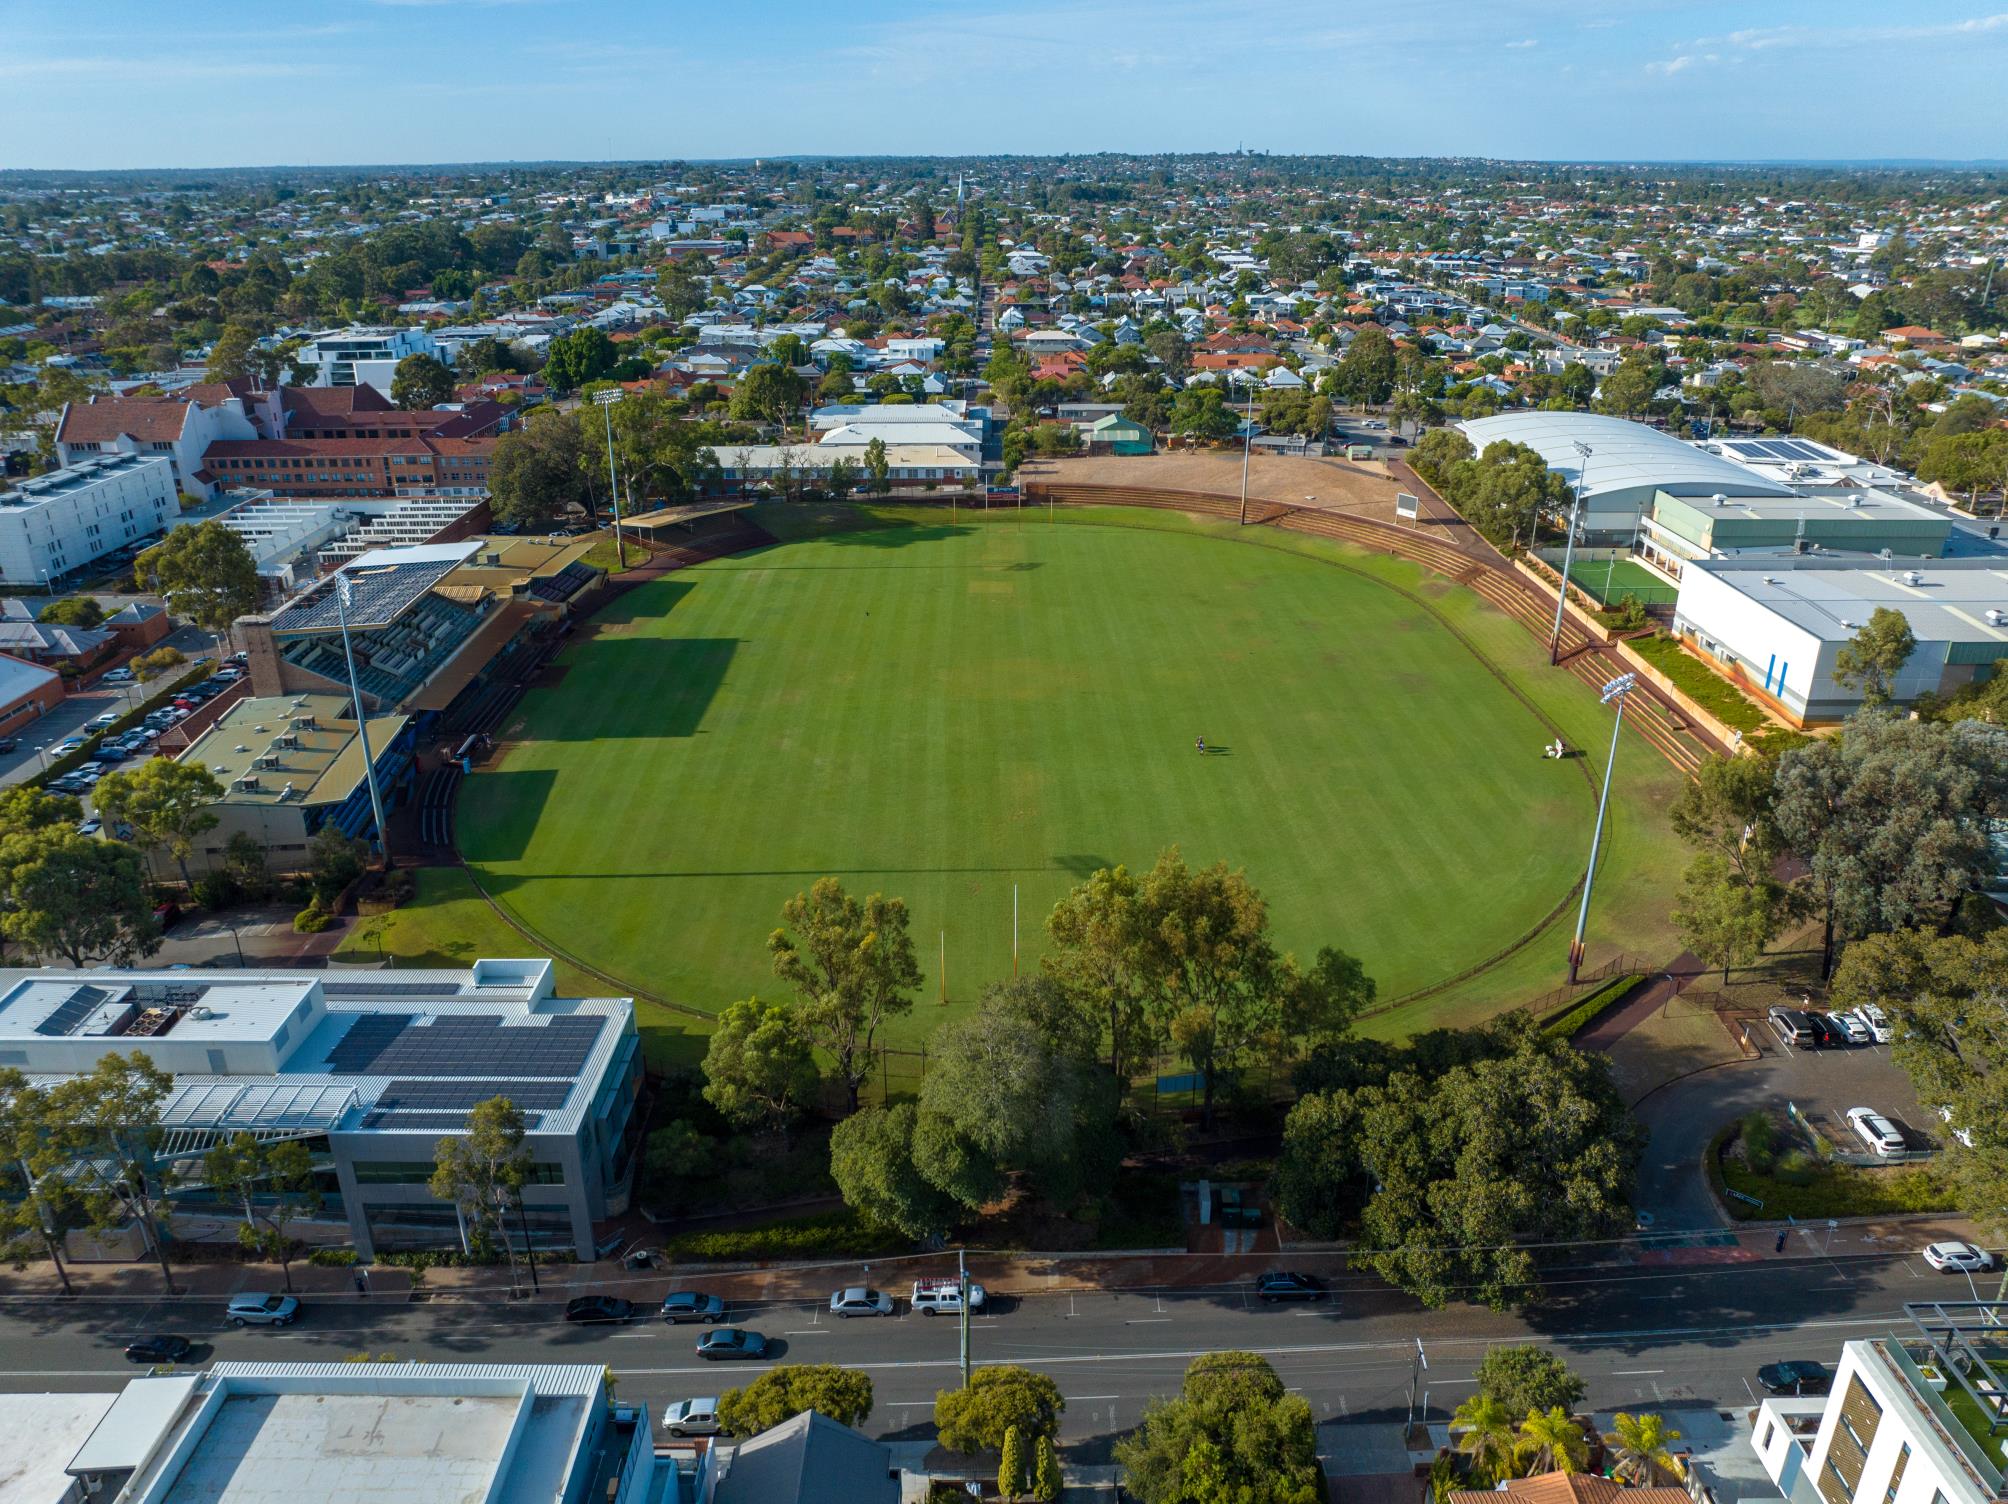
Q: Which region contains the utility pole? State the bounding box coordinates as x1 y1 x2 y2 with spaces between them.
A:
1405 1336 1427 1437
335 574 392 872
1568 673 1637 983
1548 440 1592 665
958 1246 972 1388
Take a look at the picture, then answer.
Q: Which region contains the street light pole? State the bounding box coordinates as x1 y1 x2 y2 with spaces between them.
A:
1237 379 1255 526
594 389 629 569
1549 441 1592 665
958 1246 971 1388
335 575 392 872
1568 672 1636 983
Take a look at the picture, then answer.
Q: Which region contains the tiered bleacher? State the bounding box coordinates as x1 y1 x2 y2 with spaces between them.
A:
526 561 599 604
281 588 491 705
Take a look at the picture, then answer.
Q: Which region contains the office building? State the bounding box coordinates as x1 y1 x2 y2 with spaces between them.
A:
291 327 446 396
0 454 178 586
0 960 643 1258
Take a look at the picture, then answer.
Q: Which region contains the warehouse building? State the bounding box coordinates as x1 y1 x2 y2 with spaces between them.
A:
0 960 643 1258
1671 556 2008 723
1638 487 1954 581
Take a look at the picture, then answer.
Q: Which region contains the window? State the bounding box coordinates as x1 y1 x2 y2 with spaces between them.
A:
1881 1443 1908 1504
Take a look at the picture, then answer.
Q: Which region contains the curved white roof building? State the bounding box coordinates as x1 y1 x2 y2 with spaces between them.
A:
1456 413 1795 540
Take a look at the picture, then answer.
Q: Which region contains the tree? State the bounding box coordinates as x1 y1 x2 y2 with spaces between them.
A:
306 824 367 901
389 352 454 411
200 1132 318 1292
0 1070 76 1292
1669 754 1780 887
1114 1352 1320 1504
657 258 711 322
1608 1412 1683 1485
829 1102 962 1240
935 1367 1065 1454
701 998 820 1140
131 646 186 683
428 1096 532 1293
1410 426 1474 490
999 1426 1028 1502
134 522 259 641
205 322 261 382
541 327 617 393
862 436 889 493
1474 1346 1586 1421
1170 385 1238 440
1516 1407 1589 1475
44 1052 176 1292
716 1365 873 1436
1452 1394 1519 1484
0 830 160 967
1672 852 1786 984
490 408 590 531
1334 325 1397 408
1277 1016 1639 1309
1832 606 1917 705
1592 352 1666 417
732 363 806 431
92 756 224 888
1774 714 2008 976
769 877 921 1113
37 596 103 628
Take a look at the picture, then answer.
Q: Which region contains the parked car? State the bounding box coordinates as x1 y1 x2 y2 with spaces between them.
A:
1255 1271 1327 1303
695 1327 769 1360
1922 1241 1994 1273
660 1291 728 1325
123 1334 194 1364
0 738 16 753
1757 1360 1831 1395
75 819 100 837
1847 1107 1905 1157
86 712 120 731
662 1398 723 1437
1828 1012 1872 1046
1808 1014 1847 1048
226 1293 299 1327
1851 1005 1894 1044
564 1296 635 1324
829 1286 895 1318
911 1278 986 1316
54 736 89 755
102 668 135 684
153 901 182 930
1768 1007 1817 1049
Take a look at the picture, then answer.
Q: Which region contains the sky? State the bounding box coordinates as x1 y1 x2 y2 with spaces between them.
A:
3 0 2007 170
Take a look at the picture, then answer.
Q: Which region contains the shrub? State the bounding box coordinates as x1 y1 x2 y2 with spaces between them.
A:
1540 973 1645 1039
308 1247 361 1267
1740 1112 1777 1174
660 1209 901 1262
293 903 332 934
1625 633 1766 734
193 872 242 911
1773 1149 1818 1186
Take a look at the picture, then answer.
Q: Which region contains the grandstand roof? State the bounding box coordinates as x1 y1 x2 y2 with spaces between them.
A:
1457 413 1797 504
271 542 479 635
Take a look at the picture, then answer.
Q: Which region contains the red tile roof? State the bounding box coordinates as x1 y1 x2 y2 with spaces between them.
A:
56 397 189 445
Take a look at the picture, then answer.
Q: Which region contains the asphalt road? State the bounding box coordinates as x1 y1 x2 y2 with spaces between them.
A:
0 1245 1982 1452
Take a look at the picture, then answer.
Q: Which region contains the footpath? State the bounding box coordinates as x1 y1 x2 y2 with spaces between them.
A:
0 1211 1982 1309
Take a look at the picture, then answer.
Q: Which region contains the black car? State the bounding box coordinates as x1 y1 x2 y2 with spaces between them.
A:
1255 1271 1327 1303
1808 1015 1845 1048
696 1327 769 1361
564 1296 635 1324
1757 1360 1832 1395
124 1335 194 1364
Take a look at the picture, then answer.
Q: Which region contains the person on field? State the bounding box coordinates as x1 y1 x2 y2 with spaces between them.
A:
1195 735 1206 754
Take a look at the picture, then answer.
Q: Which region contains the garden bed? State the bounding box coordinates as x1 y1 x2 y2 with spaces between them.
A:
1711 1113 1957 1220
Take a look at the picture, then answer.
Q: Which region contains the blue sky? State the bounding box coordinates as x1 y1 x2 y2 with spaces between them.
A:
3 0 2006 170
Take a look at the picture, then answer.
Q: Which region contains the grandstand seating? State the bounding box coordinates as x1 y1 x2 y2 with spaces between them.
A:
280 589 490 705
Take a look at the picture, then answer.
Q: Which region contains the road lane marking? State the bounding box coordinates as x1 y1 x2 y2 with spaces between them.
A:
783 1329 831 1336
1124 1319 1172 1325
1613 1369 1665 1376
1074 1394 1119 1400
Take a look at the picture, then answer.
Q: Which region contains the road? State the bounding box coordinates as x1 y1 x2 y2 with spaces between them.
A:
0 1245 1972 1452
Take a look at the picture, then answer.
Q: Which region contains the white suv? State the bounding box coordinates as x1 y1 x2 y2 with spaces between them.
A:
226 1293 299 1327
1847 1107 1904 1157
911 1278 986 1316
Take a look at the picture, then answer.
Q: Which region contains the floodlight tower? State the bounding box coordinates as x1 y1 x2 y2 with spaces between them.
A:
1548 440 1593 664
335 573 392 872
594 388 629 569
1567 672 1636 983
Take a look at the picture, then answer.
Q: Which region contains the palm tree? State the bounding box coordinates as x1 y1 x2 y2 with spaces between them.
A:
1516 1406 1589 1476
1608 1411 1684 1486
1452 1394 1518 1483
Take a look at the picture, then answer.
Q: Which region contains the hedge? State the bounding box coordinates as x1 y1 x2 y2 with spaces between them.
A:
661 1209 904 1262
34 658 218 788
1542 972 1647 1039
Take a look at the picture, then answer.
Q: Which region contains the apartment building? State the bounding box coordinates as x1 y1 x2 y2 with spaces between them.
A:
54 390 260 499
0 454 178 586
292 326 446 394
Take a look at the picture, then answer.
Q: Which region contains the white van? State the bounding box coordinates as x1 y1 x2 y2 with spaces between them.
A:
911 1277 986 1316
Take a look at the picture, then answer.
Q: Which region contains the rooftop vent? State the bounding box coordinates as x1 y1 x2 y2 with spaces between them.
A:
1987 609 2006 627
234 775 260 792
278 782 299 801
1712 493 1727 507
1903 570 1924 587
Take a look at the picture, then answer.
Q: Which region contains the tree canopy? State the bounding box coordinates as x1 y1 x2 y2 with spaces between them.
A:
1114 1352 1321 1504
134 521 259 635
717 1365 872 1436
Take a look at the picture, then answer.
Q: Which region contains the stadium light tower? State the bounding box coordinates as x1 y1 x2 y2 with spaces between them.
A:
335 573 392 872
1548 440 1593 665
1237 378 1255 526
1567 671 1636 983
593 388 629 569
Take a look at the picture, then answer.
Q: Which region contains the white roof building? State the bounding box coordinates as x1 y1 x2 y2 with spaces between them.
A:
816 422 981 460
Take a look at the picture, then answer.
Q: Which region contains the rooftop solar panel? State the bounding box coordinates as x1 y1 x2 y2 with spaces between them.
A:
360 1110 547 1130
325 1013 603 1077
377 1079 574 1111
271 556 466 636
36 985 113 1037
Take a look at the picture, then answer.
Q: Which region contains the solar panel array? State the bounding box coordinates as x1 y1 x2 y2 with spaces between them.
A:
273 557 464 635
36 985 113 1037
377 1079 575 1111
1727 439 1832 463
325 1012 603 1077
361 1110 546 1130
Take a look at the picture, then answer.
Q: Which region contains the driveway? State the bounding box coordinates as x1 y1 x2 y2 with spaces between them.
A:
1633 1028 1932 1232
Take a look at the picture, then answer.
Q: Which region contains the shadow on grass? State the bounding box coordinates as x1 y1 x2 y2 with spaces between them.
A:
510 638 740 740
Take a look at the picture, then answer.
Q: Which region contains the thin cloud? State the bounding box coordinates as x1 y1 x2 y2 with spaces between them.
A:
1504 38 1538 49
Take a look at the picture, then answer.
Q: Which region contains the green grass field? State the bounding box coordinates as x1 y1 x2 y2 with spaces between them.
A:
1567 558 1678 606
443 503 1675 1064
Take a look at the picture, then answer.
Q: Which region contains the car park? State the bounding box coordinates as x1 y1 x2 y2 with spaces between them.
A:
911 1278 985 1315
123 1335 194 1364
1757 1360 1832 1395
829 1286 895 1318
564 1296 634 1324
1255 1271 1327 1303
695 1327 769 1360
1847 1106 1905 1157
226 1293 299 1327
660 1291 727 1324
661 1399 723 1437
1921 1241 1993 1273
